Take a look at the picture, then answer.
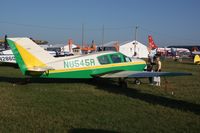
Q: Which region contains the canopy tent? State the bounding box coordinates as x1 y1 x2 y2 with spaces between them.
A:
119 40 149 58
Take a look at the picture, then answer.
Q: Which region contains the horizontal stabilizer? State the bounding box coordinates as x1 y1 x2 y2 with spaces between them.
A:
27 66 54 72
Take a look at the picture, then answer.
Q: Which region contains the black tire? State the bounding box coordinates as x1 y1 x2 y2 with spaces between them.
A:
134 79 141 85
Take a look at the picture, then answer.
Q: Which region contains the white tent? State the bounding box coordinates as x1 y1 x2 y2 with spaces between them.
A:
119 40 149 58
63 44 77 52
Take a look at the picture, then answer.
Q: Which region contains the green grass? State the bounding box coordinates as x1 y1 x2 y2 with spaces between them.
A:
0 60 200 133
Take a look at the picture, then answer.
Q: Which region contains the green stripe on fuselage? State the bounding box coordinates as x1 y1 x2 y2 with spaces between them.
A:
41 63 146 78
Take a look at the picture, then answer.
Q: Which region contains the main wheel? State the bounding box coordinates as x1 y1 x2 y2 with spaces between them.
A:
134 79 141 85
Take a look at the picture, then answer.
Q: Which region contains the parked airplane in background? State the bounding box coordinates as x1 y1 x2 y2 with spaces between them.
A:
0 49 56 64
157 47 190 55
0 50 15 63
148 35 190 57
6 38 191 86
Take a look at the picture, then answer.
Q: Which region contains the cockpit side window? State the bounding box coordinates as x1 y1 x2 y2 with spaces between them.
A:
110 54 122 63
97 55 110 64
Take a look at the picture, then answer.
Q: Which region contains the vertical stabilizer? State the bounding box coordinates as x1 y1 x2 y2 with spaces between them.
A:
148 35 158 49
7 38 55 74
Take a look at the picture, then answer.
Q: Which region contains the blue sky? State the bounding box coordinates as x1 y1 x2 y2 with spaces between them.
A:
0 0 200 46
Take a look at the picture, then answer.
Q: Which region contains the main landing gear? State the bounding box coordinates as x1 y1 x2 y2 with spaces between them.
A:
118 78 142 88
134 78 141 85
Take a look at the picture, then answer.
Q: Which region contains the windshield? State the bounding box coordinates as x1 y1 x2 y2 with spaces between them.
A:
97 53 132 65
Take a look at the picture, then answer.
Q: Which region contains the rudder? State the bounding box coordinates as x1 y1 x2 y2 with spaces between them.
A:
7 38 56 75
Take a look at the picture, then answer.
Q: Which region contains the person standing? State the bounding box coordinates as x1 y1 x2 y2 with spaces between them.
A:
147 63 154 85
4 35 8 50
154 56 162 86
155 56 161 72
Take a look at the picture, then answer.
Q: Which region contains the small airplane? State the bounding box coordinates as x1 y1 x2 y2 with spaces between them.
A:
6 37 192 86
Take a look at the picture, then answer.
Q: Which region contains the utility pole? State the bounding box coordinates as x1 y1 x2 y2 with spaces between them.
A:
102 24 104 47
134 25 139 43
82 24 84 48
134 25 139 56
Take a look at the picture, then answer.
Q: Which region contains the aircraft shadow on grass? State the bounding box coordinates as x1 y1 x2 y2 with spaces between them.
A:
68 128 119 133
0 63 18 68
178 61 195 65
0 76 199 116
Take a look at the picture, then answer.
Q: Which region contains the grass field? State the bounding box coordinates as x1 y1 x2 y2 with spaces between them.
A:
0 59 200 133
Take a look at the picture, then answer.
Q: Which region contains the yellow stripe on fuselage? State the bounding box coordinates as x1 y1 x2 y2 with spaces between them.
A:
49 61 146 73
15 42 46 68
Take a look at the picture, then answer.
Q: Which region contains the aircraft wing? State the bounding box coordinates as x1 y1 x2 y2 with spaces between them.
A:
192 51 200 55
95 71 192 78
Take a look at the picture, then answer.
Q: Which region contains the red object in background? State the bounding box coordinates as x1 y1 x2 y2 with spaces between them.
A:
68 39 73 53
148 35 158 49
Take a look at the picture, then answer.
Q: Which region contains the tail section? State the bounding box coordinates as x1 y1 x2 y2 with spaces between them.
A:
194 55 200 64
148 35 158 49
7 38 55 75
